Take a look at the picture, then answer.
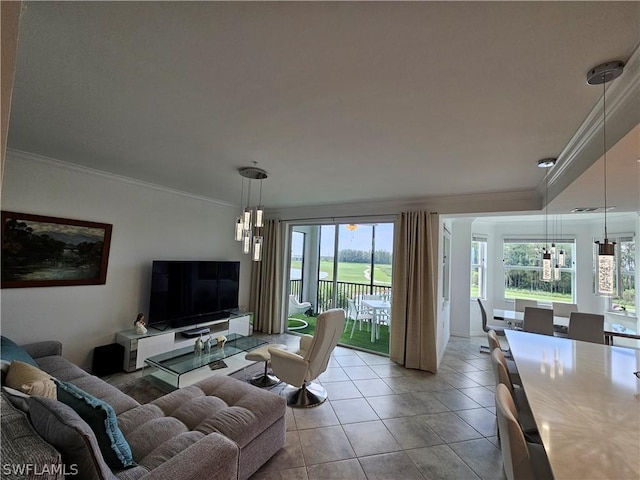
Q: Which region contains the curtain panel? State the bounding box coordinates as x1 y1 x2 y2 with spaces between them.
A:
249 219 284 334
390 211 439 372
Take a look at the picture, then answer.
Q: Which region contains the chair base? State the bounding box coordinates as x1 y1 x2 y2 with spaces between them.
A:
283 382 327 408
250 373 280 388
249 360 280 388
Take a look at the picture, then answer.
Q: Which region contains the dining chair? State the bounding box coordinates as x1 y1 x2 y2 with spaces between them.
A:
514 298 538 313
478 298 507 354
488 330 519 384
568 312 605 344
490 349 539 438
345 298 374 339
523 307 554 336
495 383 553 480
552 301 579 318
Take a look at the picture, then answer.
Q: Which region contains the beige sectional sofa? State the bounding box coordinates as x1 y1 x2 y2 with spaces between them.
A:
1 340 286 480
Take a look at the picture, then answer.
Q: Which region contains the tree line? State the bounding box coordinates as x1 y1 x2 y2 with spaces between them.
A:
320 249 392 264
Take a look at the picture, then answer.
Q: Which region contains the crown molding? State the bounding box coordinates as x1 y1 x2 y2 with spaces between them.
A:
6 149 236 208
543 43 640 203
270 189 539 221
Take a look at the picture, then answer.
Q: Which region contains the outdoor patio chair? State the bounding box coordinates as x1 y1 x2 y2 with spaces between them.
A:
346 298 374 339
289 295 312 316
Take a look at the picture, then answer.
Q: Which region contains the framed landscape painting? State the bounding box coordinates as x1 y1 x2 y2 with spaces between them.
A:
1 211 112 288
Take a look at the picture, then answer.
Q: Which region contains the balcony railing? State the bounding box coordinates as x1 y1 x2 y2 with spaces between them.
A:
290 279 391 313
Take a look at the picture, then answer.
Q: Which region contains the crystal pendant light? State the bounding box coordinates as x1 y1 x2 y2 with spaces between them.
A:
236 164 268 261
538 158 556 282
587 60 624 296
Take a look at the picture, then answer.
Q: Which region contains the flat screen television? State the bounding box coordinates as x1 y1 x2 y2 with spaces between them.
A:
148 260 240 328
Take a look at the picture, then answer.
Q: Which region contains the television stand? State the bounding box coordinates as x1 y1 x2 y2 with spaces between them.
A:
116 312 252 372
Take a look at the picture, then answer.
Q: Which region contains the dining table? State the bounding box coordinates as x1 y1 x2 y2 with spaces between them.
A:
494 308 640 346
504 329 640 480
361 298 391 342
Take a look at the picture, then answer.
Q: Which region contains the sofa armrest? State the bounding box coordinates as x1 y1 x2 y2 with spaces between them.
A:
22 341 62 359
141 433 239 480
269 347 308 386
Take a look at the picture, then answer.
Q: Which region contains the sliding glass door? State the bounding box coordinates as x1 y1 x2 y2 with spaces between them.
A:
287 222 394 355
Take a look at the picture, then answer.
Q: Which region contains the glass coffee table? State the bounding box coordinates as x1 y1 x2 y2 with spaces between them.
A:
143 334 267 389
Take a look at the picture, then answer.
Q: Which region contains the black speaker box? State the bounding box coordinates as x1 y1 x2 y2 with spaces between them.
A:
92 343 124 376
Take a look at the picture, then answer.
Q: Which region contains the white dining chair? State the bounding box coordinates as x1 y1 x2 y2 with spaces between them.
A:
345 298 373 339
495 383 553 480
488 330 519 384
523 307 554 336
552 302 579 318
514 298 538 313
490 349 539 439
568 312 605 344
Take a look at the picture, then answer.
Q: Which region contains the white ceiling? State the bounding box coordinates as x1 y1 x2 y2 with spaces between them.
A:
7 1 640 213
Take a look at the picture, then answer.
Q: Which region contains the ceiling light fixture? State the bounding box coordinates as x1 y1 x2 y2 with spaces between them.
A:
587 60 624 296
538 158 557 282
235 164 268 261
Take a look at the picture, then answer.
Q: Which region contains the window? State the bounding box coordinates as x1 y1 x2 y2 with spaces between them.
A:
601 235 635 314
442 228 451 303
503 238 575 303
471 236 487 299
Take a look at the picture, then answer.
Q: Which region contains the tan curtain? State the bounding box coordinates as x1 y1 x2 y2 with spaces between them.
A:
249 219 284 334
390 211 439 372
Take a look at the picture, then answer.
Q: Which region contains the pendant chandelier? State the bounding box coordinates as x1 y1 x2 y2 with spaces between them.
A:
587 60 624 296
234 164 267 262
538 157 556 282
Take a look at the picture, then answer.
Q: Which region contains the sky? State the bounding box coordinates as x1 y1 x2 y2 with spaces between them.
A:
291 223 394 256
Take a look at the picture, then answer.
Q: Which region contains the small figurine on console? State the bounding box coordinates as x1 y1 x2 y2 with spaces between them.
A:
134 313 148 335
216 335 227 349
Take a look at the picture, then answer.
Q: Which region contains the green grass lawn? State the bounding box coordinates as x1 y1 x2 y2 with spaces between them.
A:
290 260 392 285
288 314 390 355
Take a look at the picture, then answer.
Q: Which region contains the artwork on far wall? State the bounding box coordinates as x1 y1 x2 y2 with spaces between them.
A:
1 211 113 288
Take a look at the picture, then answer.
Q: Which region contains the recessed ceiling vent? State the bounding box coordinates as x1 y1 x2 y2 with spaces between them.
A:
571 206 616 213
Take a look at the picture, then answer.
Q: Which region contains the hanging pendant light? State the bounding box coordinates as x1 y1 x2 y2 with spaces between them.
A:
236 164 268 261
538 158 556 282
235 177 245 242
557 214 565 266
587 60 624 296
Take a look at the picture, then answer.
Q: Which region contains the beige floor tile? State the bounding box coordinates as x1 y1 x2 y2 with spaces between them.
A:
306 458 366 480
297 425 356 465
358 451 425 480
342 420 403 457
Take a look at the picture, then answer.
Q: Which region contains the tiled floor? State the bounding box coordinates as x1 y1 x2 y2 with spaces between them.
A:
249 333 506 480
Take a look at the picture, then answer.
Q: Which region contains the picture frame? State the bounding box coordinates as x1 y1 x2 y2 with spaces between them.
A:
1 211 113 288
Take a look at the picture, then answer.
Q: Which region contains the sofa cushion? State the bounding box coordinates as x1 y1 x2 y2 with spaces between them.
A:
1 393 63 480
36 356 139 415
1 336 38 367
56 380 135 470
5 360 57 398
2 386 31 412
29 396 117 480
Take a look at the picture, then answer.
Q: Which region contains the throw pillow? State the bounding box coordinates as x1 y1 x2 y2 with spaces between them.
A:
55 380 135 469
0 336 39 367
5 361 57 399
29 396 114 479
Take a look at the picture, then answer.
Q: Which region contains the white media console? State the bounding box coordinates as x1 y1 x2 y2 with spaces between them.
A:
115 313 252 372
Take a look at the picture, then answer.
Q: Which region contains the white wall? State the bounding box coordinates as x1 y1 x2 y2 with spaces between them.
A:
450 218 472 337
1 152 250 369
